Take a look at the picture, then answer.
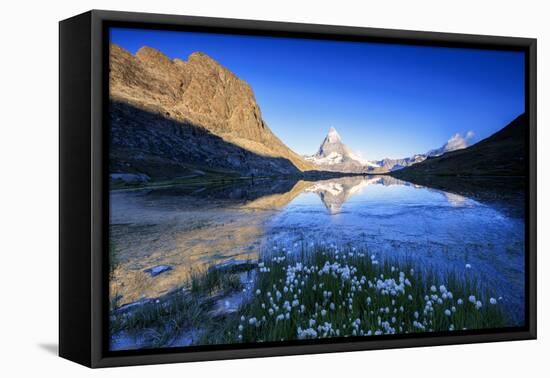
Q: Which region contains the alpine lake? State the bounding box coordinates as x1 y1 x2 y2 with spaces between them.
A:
109 175 525 350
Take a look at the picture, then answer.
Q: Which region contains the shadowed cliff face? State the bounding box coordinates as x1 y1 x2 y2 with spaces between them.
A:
109 44 313 175
109 101 301 178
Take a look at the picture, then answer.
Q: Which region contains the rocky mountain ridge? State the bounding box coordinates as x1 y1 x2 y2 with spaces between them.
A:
109 44 313 179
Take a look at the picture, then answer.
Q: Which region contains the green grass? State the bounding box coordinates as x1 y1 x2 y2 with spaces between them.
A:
232 244 505 342
189 264 249 295
110 291 207 348
110 244 507 348
110 264 248 348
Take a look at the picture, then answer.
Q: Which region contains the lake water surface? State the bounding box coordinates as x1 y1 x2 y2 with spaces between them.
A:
110 175 525 325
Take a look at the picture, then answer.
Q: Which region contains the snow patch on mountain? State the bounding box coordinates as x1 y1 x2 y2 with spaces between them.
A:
427 131 475 157
305 151 344 165
348 150 380 167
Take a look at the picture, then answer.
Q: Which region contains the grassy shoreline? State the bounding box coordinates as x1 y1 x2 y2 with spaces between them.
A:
110 244 507 349
234 245 504 343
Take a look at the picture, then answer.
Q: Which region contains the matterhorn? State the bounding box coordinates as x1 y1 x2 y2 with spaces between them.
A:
305 127 378 173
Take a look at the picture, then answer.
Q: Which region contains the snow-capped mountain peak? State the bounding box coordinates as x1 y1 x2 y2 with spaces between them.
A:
315 127 348 158
305 127 373 173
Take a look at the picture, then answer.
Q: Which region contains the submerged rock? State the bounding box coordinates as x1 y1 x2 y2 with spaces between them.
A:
112 298 153 316
144 265 173 277
209 259 257 274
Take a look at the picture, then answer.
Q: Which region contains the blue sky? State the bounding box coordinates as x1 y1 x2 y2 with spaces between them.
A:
111 28 525 160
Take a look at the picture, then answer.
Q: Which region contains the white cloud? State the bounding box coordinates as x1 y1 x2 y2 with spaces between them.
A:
427 130 476 156
443 131 475 152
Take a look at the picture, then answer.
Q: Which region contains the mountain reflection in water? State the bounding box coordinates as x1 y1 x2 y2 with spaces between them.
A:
110 175 525 324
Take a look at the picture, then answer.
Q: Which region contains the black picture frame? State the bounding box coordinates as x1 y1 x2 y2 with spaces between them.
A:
59 9 537 368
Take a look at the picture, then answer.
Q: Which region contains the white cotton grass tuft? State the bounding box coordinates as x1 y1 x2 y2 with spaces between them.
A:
228 244 505 343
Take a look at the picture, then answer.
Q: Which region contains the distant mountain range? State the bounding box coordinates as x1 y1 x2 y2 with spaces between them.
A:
109 43 525 182
304 127 475 173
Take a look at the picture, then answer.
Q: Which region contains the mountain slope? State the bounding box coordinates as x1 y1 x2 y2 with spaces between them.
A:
394 113 526 177
373 155 426 172
109 44 313 179
425 131 475 157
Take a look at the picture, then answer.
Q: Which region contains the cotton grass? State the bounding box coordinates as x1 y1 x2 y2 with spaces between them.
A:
234 243 506 343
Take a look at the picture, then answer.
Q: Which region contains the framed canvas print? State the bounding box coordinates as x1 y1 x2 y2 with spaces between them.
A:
59 10 537 368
